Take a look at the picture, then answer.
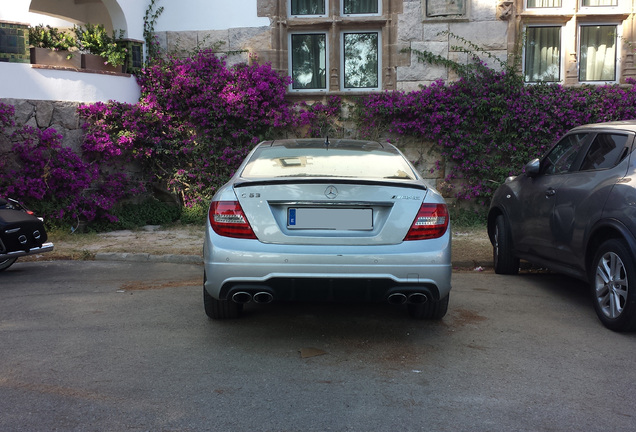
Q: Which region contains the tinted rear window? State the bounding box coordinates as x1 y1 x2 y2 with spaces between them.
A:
241 146 418 180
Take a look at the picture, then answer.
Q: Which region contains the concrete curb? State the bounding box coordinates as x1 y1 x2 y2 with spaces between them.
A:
95 252 203 264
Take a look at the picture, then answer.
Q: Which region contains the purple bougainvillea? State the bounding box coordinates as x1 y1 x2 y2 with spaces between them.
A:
354 70 636 204
4 50 636 223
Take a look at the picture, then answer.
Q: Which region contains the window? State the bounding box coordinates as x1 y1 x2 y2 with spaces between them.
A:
580 134 628 170
290 33 328 91
290 0 326 16
342 32 380 90
579 25 617 82
241 143 417 180
581 0 617 6
543 133 588 174
524 26 561 82
343 0 379 15
527 0 562 7
285 0 385 92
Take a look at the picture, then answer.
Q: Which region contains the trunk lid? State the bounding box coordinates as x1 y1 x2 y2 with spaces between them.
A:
234 180 428 245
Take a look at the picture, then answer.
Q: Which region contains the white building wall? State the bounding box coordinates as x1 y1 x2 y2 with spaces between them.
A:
0 63 140 104
2 0 266 40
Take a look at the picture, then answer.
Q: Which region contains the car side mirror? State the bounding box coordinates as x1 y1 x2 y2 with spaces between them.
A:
524 158 541 177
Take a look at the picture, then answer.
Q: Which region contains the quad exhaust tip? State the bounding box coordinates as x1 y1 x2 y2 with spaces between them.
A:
387 292 429 305
232 291 252 304
253 291 274 304
231 291 274 304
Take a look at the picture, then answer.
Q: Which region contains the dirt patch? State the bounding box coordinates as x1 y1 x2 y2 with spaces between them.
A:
452 227 492 269
42 224 493 269
119 277 203 291
46 225 205 260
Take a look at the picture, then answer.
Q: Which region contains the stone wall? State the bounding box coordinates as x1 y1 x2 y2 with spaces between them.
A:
154 1 508 90
0 98 83 154
0 97 454 203
397 0 508 91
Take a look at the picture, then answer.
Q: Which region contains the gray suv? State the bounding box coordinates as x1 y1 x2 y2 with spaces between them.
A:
488 121 636 331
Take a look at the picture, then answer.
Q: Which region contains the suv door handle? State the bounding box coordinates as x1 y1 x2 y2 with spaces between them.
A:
545 188 556 197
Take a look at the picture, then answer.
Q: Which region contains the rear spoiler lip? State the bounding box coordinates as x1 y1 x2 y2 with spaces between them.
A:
233 178 428 191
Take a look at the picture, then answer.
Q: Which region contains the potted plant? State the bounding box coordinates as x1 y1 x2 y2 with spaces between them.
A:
74 23 127 72
29 24 80 68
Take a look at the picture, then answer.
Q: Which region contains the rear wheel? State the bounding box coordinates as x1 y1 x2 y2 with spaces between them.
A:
203 273 242 319
591 239 636 332
493 215 519 275
408 294 449 320
0 258 17 272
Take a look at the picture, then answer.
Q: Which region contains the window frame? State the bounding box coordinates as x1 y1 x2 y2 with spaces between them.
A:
579 0 619 10
577 22 620 84
288 31 330 93
341 0 382 17
526 0 563 9
288 0 328 18
522 24 563 83
339 30 382 92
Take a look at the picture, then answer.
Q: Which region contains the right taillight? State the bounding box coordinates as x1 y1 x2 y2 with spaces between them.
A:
404 203 449 241
209 201 257 239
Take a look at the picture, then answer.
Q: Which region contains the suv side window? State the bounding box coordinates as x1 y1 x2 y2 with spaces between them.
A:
543 133 588 175
579 133 629 171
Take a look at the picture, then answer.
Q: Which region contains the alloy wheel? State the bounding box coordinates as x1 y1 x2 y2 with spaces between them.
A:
595 251 628 319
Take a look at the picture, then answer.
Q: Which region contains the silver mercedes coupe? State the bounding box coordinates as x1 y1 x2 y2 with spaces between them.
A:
203 138 452 319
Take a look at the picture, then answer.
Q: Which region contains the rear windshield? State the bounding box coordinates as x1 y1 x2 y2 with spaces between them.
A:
241 146 419 180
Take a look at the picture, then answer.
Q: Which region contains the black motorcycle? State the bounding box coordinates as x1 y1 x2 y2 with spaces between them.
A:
0 198 54 272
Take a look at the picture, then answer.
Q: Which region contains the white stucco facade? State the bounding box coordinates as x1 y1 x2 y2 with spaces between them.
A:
1 0 266 40
0 63 140 104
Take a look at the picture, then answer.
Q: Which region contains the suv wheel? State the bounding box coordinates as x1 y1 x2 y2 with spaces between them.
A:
493 215 520 275
591 239 636 332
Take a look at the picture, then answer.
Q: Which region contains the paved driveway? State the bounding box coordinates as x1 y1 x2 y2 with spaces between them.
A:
1 261 635 431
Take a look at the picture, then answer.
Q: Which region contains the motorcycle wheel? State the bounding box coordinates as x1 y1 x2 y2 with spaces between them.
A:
0 258 17 272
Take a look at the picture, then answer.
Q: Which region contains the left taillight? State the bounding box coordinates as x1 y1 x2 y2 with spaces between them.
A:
404 203 449 241
209 201 257 239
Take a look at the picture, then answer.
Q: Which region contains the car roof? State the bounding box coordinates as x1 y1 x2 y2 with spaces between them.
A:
570 120 636 133
259 138 394 151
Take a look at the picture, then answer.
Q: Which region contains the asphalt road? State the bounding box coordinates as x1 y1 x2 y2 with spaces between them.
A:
1 260 635 432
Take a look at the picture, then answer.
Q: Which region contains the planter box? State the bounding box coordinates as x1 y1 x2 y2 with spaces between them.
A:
30 47 80 68
81 53 123 73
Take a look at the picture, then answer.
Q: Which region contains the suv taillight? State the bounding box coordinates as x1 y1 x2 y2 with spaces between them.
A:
404 203 449 241
209 201 257 239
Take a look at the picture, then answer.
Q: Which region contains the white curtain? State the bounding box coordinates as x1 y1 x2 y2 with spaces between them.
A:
582 0 617 6
525 27 561 82
579 25 617 81
343 0 378 14
527 0 562 8
291 0 325 15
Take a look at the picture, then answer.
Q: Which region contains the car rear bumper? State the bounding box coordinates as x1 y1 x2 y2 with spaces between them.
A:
203 233 451 303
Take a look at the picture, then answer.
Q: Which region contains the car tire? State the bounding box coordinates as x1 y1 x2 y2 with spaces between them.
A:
590 239 636 332
203 286 243 319
0 258 17 272
493 215 519 275
408 294 449 320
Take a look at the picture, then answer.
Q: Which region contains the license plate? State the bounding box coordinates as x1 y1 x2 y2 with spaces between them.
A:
288 208 373 230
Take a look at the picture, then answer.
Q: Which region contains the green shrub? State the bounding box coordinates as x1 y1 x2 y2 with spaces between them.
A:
107 198 181 230
180 203 208 225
